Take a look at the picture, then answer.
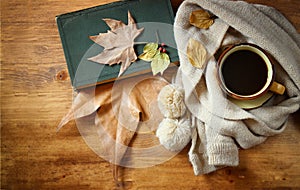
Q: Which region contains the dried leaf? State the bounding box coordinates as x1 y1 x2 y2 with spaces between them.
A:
143 42 159 53
186 38 208 69
138 42 171 75
138 43 159 61
138 50 158 62
58 75 170 180
88 11 144 77
151 52 170 75
189 9 214 29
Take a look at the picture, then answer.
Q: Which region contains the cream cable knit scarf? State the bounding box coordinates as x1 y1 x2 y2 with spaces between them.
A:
158 0 300 175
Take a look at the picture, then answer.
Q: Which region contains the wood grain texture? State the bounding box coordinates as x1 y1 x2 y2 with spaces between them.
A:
1 0 300 189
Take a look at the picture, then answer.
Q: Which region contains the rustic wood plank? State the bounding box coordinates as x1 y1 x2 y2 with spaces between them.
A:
1 0 115 23
1 0 300 189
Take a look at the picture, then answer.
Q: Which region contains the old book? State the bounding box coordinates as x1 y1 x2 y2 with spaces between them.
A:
56 0 178 89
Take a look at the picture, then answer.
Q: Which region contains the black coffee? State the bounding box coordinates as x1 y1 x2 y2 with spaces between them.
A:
221 50 268 96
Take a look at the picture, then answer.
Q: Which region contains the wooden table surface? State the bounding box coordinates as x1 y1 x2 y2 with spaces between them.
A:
1 0 300 189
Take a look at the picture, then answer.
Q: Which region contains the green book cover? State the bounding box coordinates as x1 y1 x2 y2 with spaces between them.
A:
56 0 178 89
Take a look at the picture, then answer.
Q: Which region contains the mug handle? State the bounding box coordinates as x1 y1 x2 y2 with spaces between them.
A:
270 81 285 95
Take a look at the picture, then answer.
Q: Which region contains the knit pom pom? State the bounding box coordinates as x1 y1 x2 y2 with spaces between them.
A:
156 118 191 152
158 84 186 119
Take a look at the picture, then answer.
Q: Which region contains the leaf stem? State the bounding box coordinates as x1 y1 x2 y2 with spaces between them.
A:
134 42 149 45
155 30 160 44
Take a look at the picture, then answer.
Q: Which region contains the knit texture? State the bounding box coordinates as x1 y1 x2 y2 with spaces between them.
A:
173 0 300 175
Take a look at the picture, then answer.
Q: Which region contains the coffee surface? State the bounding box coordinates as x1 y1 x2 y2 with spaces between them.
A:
221 50 268 96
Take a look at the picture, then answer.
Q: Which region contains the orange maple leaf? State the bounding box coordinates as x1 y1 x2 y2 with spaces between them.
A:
88 11 144 77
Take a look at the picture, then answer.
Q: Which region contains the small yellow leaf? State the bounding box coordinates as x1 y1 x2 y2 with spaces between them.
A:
151 52 170 75
138 49 158 61
189 9 214 29
186 38 208 69
138 43 159 61
143 43 158 53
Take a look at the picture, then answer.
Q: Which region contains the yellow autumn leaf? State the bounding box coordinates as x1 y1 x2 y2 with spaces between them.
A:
138 49 158 61
143 42 158 53
138 43 159 61
189 9 214 29
186 38 208 69
151 52 170 75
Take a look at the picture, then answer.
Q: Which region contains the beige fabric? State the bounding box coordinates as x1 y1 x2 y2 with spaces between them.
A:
173 0 300 175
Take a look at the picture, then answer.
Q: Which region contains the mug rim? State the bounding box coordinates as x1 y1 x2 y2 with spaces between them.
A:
217 43 275 100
